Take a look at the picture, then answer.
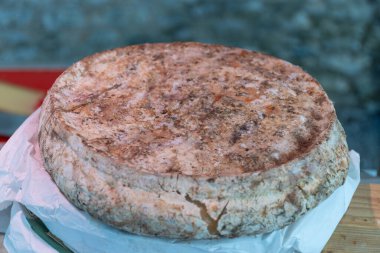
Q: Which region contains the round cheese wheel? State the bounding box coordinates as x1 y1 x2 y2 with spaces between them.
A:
39 42 349 239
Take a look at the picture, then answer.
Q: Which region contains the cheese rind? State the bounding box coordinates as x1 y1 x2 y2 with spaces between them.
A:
39 42 349 239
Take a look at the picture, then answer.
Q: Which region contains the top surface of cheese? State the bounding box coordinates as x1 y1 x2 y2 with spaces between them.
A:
48 42 334 177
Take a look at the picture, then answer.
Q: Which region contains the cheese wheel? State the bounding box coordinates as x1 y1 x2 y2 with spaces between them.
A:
39 42 349 239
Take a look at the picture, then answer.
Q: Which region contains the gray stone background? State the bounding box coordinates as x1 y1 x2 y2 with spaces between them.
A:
0 0 379 174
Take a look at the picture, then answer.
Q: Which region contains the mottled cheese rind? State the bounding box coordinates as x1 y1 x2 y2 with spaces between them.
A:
39 42 349 239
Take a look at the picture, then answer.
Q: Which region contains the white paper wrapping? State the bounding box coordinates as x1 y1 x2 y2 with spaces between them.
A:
0 109 360 253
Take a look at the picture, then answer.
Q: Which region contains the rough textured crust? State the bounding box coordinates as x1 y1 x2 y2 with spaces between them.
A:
38 42 349 239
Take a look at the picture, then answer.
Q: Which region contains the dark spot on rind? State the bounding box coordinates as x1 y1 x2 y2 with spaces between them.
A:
314 94 326 106
207 178 215 183
311 109 323 121
230 129 242 144
226 152 263 172
229 121 256 145
261 206 268 217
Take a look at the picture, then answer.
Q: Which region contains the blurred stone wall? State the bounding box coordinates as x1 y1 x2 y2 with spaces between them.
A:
0 0 379 171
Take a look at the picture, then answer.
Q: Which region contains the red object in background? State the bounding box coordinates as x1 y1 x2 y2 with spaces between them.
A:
0 69 64 142
0 69 63 91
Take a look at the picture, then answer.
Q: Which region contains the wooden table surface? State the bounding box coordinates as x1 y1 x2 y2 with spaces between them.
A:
1 184 379 252
324 184 380 252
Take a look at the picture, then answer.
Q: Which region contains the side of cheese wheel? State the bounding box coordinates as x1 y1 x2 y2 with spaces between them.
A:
38 42 349 239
